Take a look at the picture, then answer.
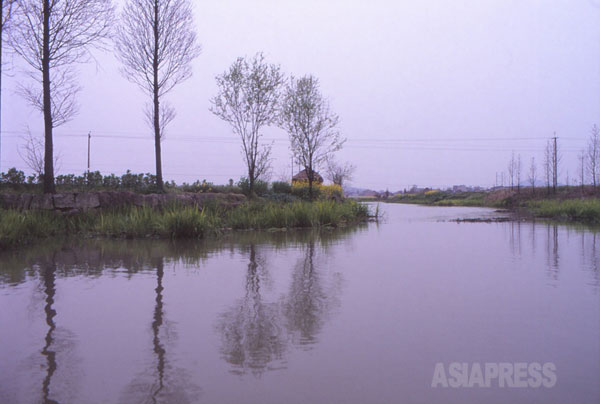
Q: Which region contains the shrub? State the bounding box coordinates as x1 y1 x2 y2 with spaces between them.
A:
291 181 342 201
85 171 104 188
102 173 121 188
319 184 343 200
238 177 269 197
1 168 26 185
272 181 292 194
291 181 321 200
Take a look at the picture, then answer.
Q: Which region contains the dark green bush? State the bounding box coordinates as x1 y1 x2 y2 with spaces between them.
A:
272 181 292 194
291 182 321 200
238 177 269 197
1 168 26 185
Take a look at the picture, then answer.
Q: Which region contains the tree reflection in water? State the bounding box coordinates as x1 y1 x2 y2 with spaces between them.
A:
218 244 286 375
41 262 59 404
284 239 328 346
218 234 343 376
119 257 200 404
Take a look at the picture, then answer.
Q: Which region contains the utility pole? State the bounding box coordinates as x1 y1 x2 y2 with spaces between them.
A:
552 135 558 193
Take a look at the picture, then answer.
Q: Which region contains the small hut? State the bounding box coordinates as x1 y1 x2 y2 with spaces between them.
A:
292 169 323 184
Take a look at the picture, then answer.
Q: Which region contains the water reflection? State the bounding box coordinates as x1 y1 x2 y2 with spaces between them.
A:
152 258 166 401
285 239 331 346
119 257 201 404
217 244 286 375
41 262 58 404
584 232 600 290
217 233 345 376
506 220 600 290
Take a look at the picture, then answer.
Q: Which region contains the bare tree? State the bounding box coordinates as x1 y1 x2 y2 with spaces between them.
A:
18 128 60 178
587 124 599 188
579 150 586 193
551 135 560 193
325 158 355 187
516 153 522 193
280 75 345 199
210 53 283 196
544 140 552 195
0 0 16 171
9 0 113 193
116 0 201 192
528 156 536 194
507 152 515 191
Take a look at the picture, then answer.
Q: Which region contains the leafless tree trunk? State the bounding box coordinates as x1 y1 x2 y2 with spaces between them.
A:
516 153 522 193
507 152 515 191
279 75 345 199
579 150 585 194
551 135 559 193
528 156 536 194
0 0 15 172
587 124 599 188
326 157 355 187
10 0 113 193
210 53 283 196
116 0 201 192
544 140 552 195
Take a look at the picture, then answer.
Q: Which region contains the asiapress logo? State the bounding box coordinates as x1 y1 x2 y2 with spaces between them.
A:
431 362 557 388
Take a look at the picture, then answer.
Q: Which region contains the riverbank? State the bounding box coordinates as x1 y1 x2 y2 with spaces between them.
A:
370 187 600 225
0 199 371 249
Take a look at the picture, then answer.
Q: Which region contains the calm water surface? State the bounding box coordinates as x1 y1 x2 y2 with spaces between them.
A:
0 204 598 403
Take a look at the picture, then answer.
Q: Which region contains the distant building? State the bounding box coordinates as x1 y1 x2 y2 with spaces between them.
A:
452 185 469 193
450 185 485 193
292 169 324 184
409 185 428 194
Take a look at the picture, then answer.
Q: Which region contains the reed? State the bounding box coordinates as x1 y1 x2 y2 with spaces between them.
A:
0 200 371 248
526 199 600 224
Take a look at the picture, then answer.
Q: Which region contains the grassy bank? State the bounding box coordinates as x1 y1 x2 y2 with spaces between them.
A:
525 199 600 224
382 191 487 207
0 200 371 249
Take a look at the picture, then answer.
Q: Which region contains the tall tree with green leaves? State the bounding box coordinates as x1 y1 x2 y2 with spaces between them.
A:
279 75 344 199
210 53 284 196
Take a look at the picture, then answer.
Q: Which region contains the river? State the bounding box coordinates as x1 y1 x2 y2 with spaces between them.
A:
0 203 598 403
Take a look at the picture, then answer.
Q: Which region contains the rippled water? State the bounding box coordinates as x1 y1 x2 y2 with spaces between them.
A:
0 204 598 403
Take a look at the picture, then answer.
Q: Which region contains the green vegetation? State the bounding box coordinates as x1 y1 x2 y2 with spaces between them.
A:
386 191 487 207
0 200 371 249
526 199 600 224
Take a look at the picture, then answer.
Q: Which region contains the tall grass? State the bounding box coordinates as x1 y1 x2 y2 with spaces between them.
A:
0 210 64 247
0 200 371 248
527 199 600 223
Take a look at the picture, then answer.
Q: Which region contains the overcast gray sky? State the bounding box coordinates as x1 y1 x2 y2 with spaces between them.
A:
2 0 600 190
